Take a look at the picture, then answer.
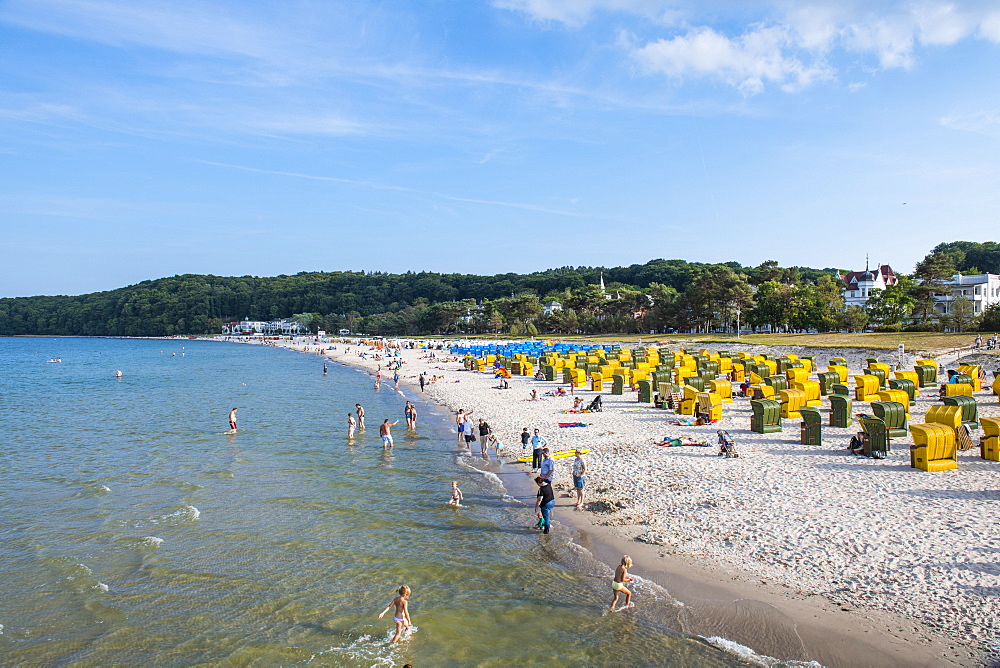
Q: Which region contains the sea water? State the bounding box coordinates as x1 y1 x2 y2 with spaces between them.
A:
0 337 747 666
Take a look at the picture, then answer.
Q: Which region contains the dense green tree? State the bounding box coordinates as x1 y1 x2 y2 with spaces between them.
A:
942 295 978 332
841 305 869 332
865 281 915 331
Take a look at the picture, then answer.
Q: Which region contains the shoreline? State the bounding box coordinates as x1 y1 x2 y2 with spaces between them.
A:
234 336 989 666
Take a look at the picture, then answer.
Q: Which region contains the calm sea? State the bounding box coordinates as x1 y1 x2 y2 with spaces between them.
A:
0 337 746 666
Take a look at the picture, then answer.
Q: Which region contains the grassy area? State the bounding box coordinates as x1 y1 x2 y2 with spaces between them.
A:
553 332 986 354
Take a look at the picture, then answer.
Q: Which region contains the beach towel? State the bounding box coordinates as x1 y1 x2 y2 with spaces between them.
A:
557 422 588 428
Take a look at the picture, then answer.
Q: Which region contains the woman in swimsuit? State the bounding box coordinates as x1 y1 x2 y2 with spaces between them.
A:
610 555 634 610
347 412 356 439
378 585 412 644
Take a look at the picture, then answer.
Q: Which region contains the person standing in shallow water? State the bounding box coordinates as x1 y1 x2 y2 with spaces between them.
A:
378 585 412 644
347 412 356 440
380 418 398 449
534 476 554 534
610 555 635 610
227 407 238 434
356 403 365 430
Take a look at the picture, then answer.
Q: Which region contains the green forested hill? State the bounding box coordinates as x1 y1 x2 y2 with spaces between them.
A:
0 259 840 336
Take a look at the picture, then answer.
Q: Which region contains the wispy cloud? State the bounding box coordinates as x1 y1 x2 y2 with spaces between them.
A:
940 110 1000 136
198 160 600 218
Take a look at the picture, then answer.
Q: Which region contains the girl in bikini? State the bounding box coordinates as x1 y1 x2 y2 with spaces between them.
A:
610 555 634 610
378 585 412 643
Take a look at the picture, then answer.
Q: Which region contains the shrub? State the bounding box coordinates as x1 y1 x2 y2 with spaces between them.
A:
904 321 943 332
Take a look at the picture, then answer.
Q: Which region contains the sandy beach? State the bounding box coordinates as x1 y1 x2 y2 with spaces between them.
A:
262 337 997 666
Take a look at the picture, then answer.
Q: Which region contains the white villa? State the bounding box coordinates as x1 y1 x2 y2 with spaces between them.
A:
841 264 899 309
222 317 304 335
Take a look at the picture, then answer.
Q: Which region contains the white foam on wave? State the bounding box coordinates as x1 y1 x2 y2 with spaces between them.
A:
95 582 109 592
314 633 397 666
142 536 164 547
98 484 111 493
700 636 822 667
149 505 199 525
455 457 504 489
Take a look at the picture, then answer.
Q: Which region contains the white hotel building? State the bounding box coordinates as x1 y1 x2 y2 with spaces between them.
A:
841 264 1000 318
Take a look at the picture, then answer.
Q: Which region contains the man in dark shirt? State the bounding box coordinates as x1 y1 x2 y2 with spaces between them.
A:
534 476 555 534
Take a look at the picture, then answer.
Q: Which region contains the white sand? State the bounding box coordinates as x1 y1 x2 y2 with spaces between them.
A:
257 337 1000 655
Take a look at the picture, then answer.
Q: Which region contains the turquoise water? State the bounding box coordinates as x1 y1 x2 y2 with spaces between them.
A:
0 337 743 666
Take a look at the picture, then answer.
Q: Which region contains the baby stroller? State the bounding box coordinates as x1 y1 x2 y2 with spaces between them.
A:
716 430 738 458
585 395 603 412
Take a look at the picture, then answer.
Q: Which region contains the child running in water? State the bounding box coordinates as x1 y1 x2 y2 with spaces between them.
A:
378 585 412 643
447 481 463 506
610 555 635 610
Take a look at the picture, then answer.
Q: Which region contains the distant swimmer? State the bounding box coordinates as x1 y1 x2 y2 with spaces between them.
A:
115 370 122 378
347 412 356 439
227 407 238 434
610 555 635 611
323 363 328 375
378 585 412 644
380 419 399 449
356 403 366 430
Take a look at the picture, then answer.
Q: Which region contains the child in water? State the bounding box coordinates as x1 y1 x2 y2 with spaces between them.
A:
610 555 635 610
378 585 412 643
447 481 463 506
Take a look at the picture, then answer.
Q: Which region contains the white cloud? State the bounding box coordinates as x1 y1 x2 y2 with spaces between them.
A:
631 25 833 94
501 1 1000 93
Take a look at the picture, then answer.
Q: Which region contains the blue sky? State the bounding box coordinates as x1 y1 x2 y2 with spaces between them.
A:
2 0 999 297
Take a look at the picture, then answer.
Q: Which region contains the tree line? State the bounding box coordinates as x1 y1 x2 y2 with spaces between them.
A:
2 242 999 337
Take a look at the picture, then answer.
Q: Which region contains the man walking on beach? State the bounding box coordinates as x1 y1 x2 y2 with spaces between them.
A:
380 419 399 449
531 429 547 472
521 427 530 455
419 373 426 392
356 403 366 430
539 448 555 483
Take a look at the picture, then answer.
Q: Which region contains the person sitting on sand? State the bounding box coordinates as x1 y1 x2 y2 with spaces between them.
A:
572 397 584 411
848 431 867 455
654 436 708 447
528 389 539 401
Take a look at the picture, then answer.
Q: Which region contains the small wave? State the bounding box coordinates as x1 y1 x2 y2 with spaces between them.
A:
457 458 505 489
701 636 822 667
95 582 109 592
142 536 164 547
144 505 199 527
314 634 397 667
